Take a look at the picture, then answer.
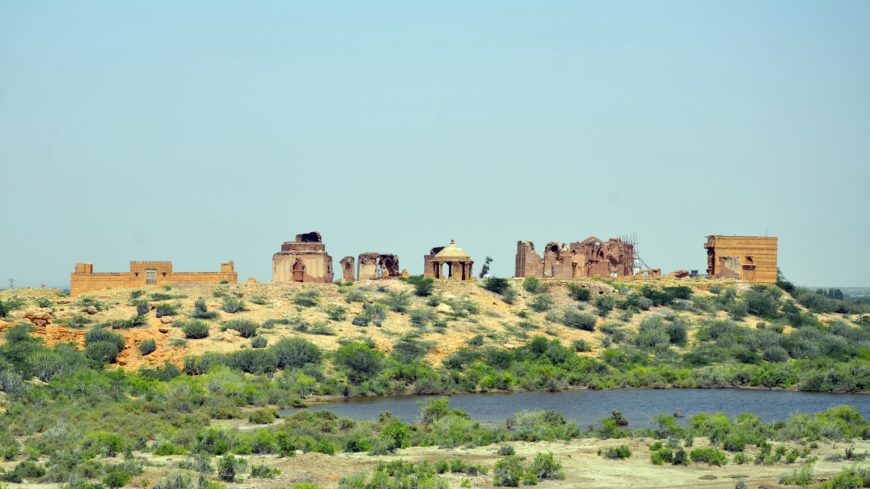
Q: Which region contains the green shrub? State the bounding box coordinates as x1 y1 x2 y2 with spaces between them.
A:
408 276 435 297
251 336 268 348
493 455 534 487
294 290 320 308
228 349 277 374
273 337 322 368
335 342 385 383
250 464 279 478
689 447 728 466
595 295 616 316
193 298 218 319
182 320 210 339
600 445 632 459
484 277 512 295
156 302 179 318
381 291 411 313
324 304 348 321
221 296 245 313
360 302 388 326
566 283 592 301
779 464 814 486
134 300 150 316
529 294 554 312
153 473 193 489
572 339 591 352
523 277 548 294
561 309 597 331
226 319 257 338
498 445 516 456
410 308 436 327
139 339 157 356
218 454 239 482
248 408 279 424
84 327 124 363
530 452 564 480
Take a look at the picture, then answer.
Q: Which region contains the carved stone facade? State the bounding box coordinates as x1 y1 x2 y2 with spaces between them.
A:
357 253 400 280
272 231 334 283
424 240 474 281
705 235 777 283
515 236 636 279
70 261 237 296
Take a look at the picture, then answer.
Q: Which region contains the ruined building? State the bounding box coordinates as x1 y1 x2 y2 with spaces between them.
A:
705 235 777 283
515 236 636 279
70 261 237 297
424 240 474 281
338 253 400 281
272 231 334 283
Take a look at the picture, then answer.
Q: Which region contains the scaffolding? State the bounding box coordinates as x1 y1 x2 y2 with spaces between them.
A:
620 232 652 275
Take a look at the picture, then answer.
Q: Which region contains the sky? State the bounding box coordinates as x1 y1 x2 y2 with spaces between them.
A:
1 1 869 288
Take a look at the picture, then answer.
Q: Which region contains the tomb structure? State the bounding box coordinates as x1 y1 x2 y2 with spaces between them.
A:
272 231 334 283
515 236 636 279
424 240 474 281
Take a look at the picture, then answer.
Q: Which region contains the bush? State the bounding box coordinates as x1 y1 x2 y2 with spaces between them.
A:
600 445 632 459
523 277 547 294
221 296 245 313
228 349 277 374
561 309 597 331
572 339 591 352
155 302 179 318
530 452 564 480
493 455 534 487
193 298 218 319
218 454 239 482
410 308 436 327
381 291 411 313
484 278 512 295
294 290 320 308
133 300 150 316
153 473 193 489
226 319 258 338
779 464 814 486
182 320 210 339
335 342 385 383
689 447 728 466
565 283 592 301
85 327 124 364
498 445 516 456
324 304 348 321
361 303 388 326
274 337 322 368
529 294 554 312
251 336 268 348
249 408 279 424
139 339 157 355
744 285 782 319
250 464 279 479
408 276 435 297
594 295 616 316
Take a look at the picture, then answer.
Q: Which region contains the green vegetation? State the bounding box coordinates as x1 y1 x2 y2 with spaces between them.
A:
599 444 632 459
193 298 219 319
139 338 157 356
221 296 245 313
181 319 210 339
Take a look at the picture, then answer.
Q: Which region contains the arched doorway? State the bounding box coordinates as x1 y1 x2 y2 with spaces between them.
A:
292 259 305 282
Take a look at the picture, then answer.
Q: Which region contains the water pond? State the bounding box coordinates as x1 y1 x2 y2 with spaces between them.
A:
284 389 869 428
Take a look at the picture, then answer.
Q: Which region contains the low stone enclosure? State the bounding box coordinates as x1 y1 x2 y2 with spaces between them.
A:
70 261 237 297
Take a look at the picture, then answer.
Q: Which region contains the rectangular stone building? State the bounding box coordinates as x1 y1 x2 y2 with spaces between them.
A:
705 235 778 283
70 261 237 296
272 231 334 283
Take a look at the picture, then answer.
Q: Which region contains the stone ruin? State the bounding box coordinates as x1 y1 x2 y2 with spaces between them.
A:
339 253 400 281
424 240 474 281
272 231 334 283
515 236 636 279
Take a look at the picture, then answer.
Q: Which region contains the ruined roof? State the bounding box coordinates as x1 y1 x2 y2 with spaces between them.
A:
434 240 471 260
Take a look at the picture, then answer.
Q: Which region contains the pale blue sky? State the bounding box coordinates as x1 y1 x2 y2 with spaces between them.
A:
1 1 869 288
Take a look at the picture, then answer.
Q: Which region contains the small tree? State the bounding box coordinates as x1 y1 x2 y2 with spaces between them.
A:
479 256 493 278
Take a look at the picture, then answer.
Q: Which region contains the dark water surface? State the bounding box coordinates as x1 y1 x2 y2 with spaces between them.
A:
283 389 869 428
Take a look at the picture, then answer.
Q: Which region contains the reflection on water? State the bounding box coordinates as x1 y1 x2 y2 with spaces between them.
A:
283 389 869 428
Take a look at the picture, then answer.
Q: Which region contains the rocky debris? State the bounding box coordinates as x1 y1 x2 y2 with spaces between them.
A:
24 308 52 327
669 270 690 279
84 306 98 315
160 316 174 324
434 303 453 315
158 327 170 334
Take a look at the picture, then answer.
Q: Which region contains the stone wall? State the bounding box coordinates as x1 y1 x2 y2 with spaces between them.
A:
705 236 778 283
70 261 237 296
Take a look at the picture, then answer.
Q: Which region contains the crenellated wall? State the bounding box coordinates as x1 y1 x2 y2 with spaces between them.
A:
70 261 237 296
